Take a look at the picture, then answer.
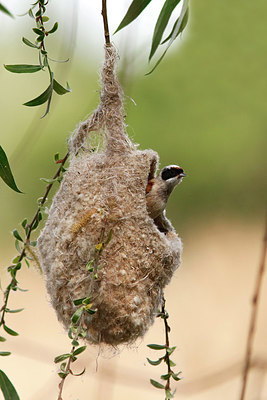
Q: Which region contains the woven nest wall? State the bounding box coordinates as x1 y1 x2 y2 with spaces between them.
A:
38 45 183 346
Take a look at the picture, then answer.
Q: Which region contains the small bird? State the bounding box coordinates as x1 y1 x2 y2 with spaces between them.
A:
146 165 186 220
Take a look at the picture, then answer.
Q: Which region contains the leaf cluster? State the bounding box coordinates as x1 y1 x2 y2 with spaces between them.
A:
147 301 182 399
4 0 71 117
115 0 189 72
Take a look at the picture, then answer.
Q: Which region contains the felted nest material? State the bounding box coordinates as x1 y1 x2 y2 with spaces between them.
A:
38 44 183 346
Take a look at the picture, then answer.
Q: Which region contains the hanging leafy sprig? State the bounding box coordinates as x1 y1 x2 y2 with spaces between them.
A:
0 152 69 399
115 0 189 72
55 226 113 400
147 297 182 400
4 0 71 118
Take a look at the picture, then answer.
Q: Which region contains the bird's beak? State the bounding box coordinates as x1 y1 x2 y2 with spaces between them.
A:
179 173 187 178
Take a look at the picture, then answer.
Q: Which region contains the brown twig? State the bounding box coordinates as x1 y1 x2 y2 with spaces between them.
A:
239 216 267 400
101 0 110 45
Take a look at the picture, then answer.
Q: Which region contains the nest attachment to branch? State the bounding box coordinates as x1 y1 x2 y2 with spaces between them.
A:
38 44 182 346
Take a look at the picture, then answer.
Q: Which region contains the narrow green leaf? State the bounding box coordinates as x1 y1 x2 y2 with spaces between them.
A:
166 346 176 355
0 352 11 357
47 22 58 34
40 177 57 184
54 353 71 363
105 229 113 245
161 7 189 44
146 0 189 74
70 367 86 377
6 308 24 314
13 229 23 242
71 339 79 347
82 297 92 305
53 79 71 95
71 307 83 324
165 388 175 399
146 357 163 366
21 218 28 229
150 379 165 389
172 371 182 381
58 372 68 379
16 286 28 292
149 0 182 61
115 0 152 33
4 64 42 73
41 77 54 118
160 373 171 380
0 4 14 18
0 370 20 400
147 344 166 350
169 359 176 367
32 27 43 36
14 240 21 254
28 8 34 18
12 256 20 264
85 308 96 315
0 146 22 193
22 37 38 48
42 16 49 22
3 325 19 336
24 259 30 268
73 297 86 306
23 83 52 107
73 346 86 356
0 336 6 342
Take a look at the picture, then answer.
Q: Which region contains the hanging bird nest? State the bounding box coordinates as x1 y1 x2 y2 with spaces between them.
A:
38 44 183 346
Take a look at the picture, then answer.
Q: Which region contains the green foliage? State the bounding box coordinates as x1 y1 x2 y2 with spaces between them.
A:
0 370 20 400
149 0 182 61
4 1 71 117
0 3 13 18
115 0 152 32
0 146 22 193
148 299 181 400
115 0 189 71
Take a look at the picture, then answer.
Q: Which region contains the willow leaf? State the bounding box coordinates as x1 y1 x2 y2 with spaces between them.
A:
115 0 152 33
146 0 189 74
0 4 14 18
0 146 22 193
0 370 20 400
149 0 182 61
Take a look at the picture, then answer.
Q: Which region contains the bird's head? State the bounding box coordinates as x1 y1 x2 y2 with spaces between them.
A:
160 165 187 193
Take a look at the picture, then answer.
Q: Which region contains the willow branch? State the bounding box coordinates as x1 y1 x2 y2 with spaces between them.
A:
239 216 267 400
101 0 110 45
0 152 69 329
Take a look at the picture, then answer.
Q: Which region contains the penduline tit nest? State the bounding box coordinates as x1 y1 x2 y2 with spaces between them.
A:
38 44 183 346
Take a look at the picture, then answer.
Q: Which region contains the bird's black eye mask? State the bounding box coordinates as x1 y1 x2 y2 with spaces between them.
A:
161 167 183 181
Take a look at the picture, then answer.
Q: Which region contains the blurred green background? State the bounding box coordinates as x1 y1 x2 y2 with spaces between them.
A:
0 0 266 248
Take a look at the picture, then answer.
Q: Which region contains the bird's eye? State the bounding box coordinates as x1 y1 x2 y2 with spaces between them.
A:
161 167 183 181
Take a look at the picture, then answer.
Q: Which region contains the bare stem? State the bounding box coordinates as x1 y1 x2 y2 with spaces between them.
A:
101 0 110 45
239 216 267 400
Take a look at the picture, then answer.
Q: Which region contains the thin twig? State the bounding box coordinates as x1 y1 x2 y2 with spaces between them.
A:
0 152 69 329
101 0 110 45
161 296 171 391
239 216 267 400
